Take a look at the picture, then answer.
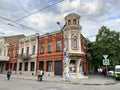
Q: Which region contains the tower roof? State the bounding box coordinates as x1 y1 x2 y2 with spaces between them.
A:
65 13 80 20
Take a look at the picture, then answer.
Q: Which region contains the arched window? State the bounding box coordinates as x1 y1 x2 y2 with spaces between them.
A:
74 36 77 48
73 19 76 25
56 40 61 51
48 42 52 52
40 44 44 53
68 20 71 25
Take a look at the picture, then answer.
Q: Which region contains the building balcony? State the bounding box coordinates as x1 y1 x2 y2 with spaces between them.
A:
68 51 85 58
18 54 31 60
0 56 9 62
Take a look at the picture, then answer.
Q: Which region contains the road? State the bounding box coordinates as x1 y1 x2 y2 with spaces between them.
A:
0 77 120 90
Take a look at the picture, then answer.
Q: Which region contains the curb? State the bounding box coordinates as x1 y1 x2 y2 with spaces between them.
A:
0 74 116 85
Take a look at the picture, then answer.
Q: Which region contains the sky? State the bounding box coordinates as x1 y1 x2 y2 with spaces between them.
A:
0 0 120 41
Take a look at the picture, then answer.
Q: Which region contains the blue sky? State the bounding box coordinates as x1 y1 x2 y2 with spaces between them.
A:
0 0 120 41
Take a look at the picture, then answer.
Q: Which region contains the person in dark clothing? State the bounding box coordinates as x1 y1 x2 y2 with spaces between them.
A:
7 69 12 80
102 67 107 77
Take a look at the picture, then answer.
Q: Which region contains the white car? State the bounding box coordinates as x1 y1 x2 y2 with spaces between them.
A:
107 70 114 76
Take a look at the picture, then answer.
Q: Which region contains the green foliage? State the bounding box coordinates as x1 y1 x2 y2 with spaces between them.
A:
87 26 120 68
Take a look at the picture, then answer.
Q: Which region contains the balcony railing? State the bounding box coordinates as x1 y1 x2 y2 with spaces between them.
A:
18 53 31 60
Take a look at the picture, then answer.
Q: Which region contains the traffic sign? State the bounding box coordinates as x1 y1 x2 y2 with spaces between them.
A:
103 59 110 65
103 55 108 59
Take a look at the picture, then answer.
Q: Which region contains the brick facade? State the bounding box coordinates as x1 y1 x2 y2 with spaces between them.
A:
37 31 64 76
0 13 88 76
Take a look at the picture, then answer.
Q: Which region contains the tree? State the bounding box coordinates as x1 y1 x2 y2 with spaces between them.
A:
87 26 120 70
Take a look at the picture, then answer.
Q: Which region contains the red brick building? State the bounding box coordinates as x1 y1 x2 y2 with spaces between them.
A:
7 44 19 74
37 31 64 76
37 13 88 77
0 34 25 74
0 13 88 77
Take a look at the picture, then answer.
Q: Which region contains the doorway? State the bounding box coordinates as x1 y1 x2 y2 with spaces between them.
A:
39 61 44 70
54 60 62 76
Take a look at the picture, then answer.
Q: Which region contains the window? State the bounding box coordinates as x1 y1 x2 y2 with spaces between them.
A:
68 20 71 25
40 44 44 53
30 62 35 71
69 60 76 73
24 62 28 71
48 42 52 52
56 41 61 51
21 48 24 56
74 36 77 48
13 63 17 71
6 63 9 70
32 46 35 55
26 47 29 55
10 63 12 70
19 63 22 71
73 19 76 25
47 61 52 72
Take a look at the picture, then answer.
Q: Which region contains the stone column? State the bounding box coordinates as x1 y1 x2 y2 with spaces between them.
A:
22 62 24 73
76 58 84 78
63 57 71 81
34 60 37 75
28 62 30 72
66 57 70 77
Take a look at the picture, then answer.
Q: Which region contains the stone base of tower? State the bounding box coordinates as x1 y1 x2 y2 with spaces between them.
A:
69 73 88 79
63 72 88 81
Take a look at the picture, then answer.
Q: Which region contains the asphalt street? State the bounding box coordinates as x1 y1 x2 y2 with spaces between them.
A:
0 77 120 90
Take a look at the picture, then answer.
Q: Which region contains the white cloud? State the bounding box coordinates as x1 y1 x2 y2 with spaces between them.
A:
0 0 120 41
57 0 80 13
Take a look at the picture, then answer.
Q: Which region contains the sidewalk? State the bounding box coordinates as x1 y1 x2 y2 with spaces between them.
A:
0 74 116 85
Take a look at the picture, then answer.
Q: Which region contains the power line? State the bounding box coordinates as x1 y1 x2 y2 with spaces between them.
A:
0 15 41 33
15 0 64 22
0 0 64 33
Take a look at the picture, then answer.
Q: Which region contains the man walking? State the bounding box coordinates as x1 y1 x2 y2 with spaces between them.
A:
7 69 12 80
40 69 44 81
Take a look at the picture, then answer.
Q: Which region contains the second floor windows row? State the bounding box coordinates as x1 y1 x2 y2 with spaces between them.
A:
40 40 61 54
21 46 36 55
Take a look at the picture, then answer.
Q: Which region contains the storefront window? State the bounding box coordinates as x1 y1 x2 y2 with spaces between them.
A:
47 61 52 72
24 62 28 71
69 60 76 73
19 63 22 71
30 62 35 71
13 63 17 71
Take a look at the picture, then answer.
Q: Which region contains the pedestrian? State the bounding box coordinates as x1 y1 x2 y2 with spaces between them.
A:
40 69 44 81
37 69 41 82
7 69 12 80
97 68 100 76
99 68 102 76
102 67 106 77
